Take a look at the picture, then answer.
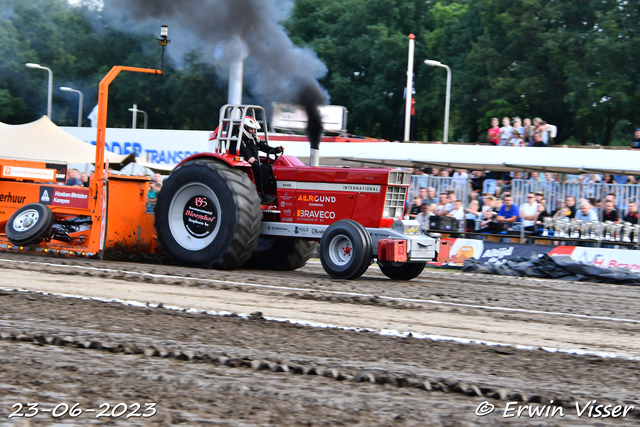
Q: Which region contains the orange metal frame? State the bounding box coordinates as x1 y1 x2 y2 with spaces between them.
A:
91 67 163 257
94 66 163 184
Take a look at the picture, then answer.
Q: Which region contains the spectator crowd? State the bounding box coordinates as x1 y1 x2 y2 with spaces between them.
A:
487 116 557 147
407 167 640 239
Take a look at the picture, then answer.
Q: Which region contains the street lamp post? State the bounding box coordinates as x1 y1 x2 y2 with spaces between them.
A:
60 86 84 127
424 59 452 143
26 63 53 119
128 103 148 129
404 34 416 142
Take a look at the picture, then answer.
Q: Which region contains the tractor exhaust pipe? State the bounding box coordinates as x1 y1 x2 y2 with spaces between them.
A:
228 57 243 105
227 38 248 105
310 148 320 167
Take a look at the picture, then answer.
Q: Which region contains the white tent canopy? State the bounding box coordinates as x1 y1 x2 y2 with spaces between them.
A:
0 116 132 167
134 156 174 173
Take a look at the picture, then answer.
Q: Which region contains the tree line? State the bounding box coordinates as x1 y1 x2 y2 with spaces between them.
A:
1 0 639 145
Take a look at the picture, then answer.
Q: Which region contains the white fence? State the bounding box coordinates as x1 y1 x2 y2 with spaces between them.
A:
509 179 640 217
409 176 471 205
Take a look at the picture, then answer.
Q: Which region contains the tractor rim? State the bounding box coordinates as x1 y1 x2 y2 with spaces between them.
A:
328 234 353 266
13 209 40 232
168 182 222 251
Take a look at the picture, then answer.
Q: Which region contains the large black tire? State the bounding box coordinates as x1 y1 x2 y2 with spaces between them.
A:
5 203 54 245
320 219 372 280
155 159 262 269
242 237 318 271
378 261 426 281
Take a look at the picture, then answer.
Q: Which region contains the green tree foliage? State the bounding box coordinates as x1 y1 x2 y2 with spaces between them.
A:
287 0 640 144
0 0 226 129
1 0 640 145
287 0 430 139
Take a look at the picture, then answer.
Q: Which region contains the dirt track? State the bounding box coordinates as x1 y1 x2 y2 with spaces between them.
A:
0 252 639 426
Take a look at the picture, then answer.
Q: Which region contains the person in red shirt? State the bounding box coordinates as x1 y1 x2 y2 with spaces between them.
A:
602 201 621 223
487 117 500 145
623 202 639 223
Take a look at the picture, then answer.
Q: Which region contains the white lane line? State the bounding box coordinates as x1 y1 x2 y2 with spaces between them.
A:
1 258 639 325
1 286 638 362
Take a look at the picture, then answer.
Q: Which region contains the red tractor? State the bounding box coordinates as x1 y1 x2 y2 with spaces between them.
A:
155 105 440 280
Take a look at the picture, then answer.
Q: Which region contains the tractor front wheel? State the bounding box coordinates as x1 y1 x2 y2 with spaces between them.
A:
320 220 372 279
377 261 426 281
155 159 262 269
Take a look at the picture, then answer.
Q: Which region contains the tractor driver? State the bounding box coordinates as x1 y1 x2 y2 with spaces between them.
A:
240 116 283 205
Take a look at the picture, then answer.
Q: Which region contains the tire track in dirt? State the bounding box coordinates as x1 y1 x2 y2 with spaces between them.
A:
1 266 639 360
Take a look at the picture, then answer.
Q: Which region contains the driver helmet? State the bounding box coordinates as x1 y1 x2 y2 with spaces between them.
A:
243 116 261 139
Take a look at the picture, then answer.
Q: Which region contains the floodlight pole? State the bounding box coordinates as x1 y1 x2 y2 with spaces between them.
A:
60 86 84 126
157 25 170 75
26 63 53 119
404 34 415 142
128 103 148 129
424 59 452 143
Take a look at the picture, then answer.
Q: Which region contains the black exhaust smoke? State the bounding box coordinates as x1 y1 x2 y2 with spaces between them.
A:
295 79 325 150
110 0 329 148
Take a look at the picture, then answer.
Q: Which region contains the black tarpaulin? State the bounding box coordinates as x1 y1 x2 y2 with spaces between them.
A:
461 254 640 285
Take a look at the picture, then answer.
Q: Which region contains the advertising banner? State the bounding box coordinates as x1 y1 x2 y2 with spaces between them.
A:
479 242 554 265
549 246 640 273
62 127 210 166
45 163 68 182
447 238 484 266
2 166 55 181
271 103 348 132
39 186 90 209
435 238 638 272
439 238 555 266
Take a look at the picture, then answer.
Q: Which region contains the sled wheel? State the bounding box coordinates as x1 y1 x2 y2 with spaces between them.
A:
377 261 426 281
320 219 372 279
243 237 318 271
5 203 54 245
155 159 262 269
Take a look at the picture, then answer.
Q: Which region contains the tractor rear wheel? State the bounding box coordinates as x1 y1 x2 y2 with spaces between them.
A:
6 203 54 245
378 261 426 280
242 237 318 271
155 159 262 269
320 219 372 279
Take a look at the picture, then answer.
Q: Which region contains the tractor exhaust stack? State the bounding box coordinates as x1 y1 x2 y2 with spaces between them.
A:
310 147 320 167
227 38 248 105
228 56 244 105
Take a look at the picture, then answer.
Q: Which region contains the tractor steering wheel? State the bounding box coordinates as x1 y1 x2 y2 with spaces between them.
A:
266 146 282 164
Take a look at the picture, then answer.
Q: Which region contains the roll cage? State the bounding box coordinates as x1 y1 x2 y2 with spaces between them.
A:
214 105 271 156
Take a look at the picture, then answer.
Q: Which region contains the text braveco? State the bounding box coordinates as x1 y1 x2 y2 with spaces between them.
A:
297 210 336 219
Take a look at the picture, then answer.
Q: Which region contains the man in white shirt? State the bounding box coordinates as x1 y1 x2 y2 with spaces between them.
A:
436 190 456 216
452 169 469 190
434 193 449 216
498 117 513 146
447 200 465 221
519 192 538 230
